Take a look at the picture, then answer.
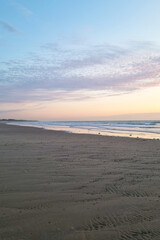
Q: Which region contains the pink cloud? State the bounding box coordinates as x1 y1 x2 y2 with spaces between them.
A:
0 41 160 103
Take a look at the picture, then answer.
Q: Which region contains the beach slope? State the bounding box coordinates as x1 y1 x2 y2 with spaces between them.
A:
0 123 160 240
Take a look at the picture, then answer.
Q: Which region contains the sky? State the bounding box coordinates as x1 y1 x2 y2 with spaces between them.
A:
0 0 160 120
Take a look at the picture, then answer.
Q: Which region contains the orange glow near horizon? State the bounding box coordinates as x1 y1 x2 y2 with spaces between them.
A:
1 86 160 121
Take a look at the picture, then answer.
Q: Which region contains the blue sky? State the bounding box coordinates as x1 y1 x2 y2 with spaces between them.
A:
0 0 160 120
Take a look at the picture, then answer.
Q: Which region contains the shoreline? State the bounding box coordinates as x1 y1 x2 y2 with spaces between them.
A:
0 123 160 240
5 121 160 140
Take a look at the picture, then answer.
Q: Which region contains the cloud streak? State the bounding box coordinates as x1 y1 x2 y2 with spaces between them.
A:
12 2 33 16
0 41 160 103
0 109 24 113
0 20 18 33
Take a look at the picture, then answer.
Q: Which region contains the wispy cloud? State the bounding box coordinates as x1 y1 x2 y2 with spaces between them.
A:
12 2 33 16
0 20 19 33
0 109 24 113
0 41 160 103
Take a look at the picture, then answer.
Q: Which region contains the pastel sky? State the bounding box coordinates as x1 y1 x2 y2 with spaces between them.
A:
0 0 160 120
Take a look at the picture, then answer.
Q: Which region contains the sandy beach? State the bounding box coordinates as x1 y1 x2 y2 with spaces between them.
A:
0 123 160 240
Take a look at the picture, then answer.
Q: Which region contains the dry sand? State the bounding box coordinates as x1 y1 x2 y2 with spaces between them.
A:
0 123 160 240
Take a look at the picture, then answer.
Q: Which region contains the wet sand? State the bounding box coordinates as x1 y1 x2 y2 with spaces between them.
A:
0 123 160 240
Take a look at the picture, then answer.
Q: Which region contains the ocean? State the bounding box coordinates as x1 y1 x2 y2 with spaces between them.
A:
7 120 160 139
